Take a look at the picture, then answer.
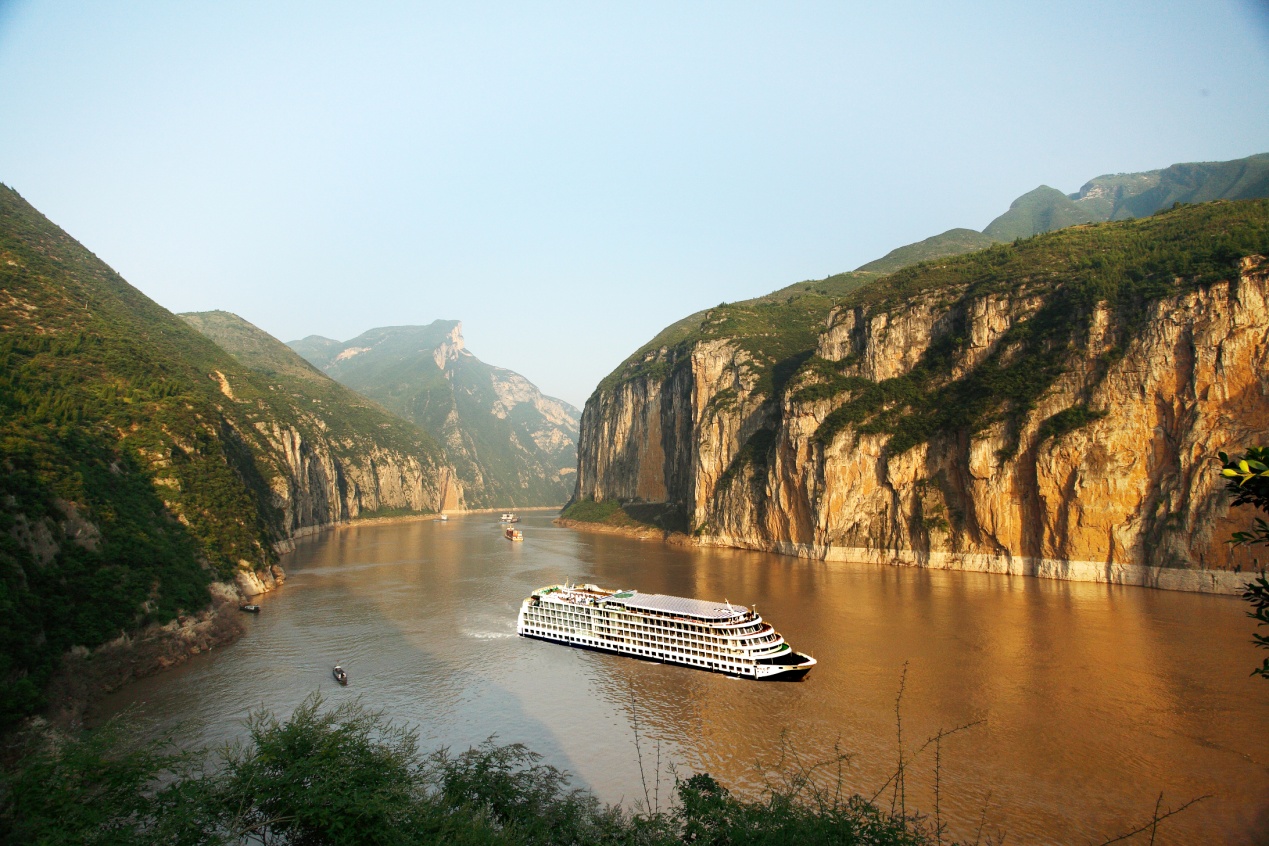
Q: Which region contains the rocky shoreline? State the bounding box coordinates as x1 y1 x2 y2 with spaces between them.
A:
37 505 565 732
42 564 286 732
557 518 1255 595
553 517 694 546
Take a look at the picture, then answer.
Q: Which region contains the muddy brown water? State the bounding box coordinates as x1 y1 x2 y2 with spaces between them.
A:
93 513 1269 843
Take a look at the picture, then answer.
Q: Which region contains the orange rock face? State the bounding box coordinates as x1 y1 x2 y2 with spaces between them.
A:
576 258 1269 594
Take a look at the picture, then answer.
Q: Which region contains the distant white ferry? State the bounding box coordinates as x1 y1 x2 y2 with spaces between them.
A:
517 583 815 680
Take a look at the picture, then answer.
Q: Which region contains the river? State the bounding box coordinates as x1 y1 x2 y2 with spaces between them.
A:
93 512 1269 843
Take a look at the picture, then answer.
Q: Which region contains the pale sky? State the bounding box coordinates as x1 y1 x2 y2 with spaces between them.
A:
2 1 1267 408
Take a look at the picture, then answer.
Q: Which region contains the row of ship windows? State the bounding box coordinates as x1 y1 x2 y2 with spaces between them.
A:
535 603 764 636
523 627 755 673
523 622 751 656
528 612 743 642
531 608 776 644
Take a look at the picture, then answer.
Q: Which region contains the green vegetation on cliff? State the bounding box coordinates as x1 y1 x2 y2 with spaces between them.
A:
599 155 1269 411
808 200 1269 454
0 187 449 729
179 311 447 470
596 271 872 401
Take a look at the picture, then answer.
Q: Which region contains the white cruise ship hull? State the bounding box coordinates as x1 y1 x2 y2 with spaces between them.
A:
516 583 816 681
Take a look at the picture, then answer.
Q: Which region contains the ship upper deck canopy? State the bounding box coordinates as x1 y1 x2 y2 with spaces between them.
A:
609 592 749 621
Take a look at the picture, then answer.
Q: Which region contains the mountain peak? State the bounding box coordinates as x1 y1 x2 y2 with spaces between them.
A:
288 324 580 507
434 321 465 370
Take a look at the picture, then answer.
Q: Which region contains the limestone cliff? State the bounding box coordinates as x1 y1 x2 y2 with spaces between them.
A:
253 417 461 535
181 311 465 536
575 202 1269 593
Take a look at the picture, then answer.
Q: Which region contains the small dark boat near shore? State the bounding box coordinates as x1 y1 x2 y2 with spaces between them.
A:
239 604 261 613
333 664 348 686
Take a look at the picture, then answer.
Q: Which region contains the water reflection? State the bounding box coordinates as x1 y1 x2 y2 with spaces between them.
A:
93 513 1269 844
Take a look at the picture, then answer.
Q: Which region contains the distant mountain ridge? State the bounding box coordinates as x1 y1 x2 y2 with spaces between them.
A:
290 324 579 508
857 152 1269 272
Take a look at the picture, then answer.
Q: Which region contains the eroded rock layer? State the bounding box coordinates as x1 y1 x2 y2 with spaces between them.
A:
576 204 1269 593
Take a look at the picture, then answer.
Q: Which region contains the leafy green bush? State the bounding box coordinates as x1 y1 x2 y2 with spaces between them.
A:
1218 447 1269 679
812 200 1269 455
559 499 625 523
0 697 958 846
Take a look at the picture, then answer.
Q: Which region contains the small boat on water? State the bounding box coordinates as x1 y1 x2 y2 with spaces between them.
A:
239 604 261 613
500 512 520 523
504 527 524 542
438 514 449 522
333 664 348 685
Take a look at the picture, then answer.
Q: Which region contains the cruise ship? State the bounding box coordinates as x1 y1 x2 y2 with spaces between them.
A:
516 583 816 680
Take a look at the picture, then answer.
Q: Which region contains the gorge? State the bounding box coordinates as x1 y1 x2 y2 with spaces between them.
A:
0 185 463 727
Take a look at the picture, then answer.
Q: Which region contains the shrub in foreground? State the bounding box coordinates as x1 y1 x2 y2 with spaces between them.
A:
1 696 949 846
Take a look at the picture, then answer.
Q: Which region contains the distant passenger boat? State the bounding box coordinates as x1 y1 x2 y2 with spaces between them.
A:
332 664 348 685
439 514 448 522
517 583 815 681
500 513 520 523
239 604 261 613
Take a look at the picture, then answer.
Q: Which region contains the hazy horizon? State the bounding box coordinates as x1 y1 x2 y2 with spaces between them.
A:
2 1 1267 407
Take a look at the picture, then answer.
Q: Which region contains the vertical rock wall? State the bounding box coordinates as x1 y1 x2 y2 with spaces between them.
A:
252 419 461 535
576 259 1269 593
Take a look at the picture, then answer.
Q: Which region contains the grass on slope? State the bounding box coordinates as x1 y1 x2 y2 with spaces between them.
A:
559 499 689 533
856 228 1001 274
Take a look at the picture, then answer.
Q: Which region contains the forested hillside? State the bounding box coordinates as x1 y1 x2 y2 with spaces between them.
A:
0 187 456 728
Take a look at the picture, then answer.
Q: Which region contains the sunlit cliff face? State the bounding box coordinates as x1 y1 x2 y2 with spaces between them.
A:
576 257 1269 593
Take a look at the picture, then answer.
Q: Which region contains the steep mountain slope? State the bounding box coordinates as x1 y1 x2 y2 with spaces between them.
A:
573 200 1269 592
981 186 1101 241
0 186 457 727
856 228 1000 275
178 310 465 525
1076 153 1269 221
290 324 579 507
855 153 1269 274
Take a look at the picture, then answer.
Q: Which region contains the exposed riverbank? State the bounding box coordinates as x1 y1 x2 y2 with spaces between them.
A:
557 516 1256 595
553 516 693 546
41 582 249 730
35 507 568 730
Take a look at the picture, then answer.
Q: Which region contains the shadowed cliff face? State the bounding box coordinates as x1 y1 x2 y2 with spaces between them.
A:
576 208 1269 593
179 310 465 536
